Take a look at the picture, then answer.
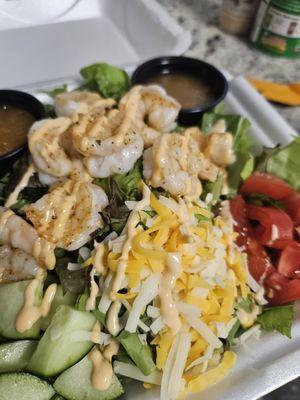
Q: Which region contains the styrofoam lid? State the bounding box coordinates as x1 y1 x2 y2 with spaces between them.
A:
0 0 79 23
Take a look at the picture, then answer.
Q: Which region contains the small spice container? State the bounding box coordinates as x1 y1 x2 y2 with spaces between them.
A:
251 0 300 58
219 0 259 36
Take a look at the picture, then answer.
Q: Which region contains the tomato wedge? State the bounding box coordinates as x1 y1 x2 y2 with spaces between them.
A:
240 172 294 200
265 271 300 305
229 195 249 247
246 238 273 281
278 242 300 278
282 192 300 225
246 205 293 249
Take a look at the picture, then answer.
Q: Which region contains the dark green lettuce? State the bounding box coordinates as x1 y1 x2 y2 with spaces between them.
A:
80 62 131 101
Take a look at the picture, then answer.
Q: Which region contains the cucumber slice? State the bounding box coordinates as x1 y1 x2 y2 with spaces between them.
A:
54 353 124 400
0 340 37 373
51 395 66 400
0 280 42 339
0 372 54 400
27 305 96 377
41 286 76 331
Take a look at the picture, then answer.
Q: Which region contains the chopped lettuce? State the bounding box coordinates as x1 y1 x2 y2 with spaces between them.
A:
55 253 91 295
44 84 68 98
93 309 107 327
43 103 56 118
226 320 241 348
75 292 89 311
80 62 131 101
235 297 254 313
247 193 284 209
201 173 224 205
228 150 254 194
0 154 29 206
117 331 156 376
263 138 300 192
94 159 142 202
257 304 294 338
93 160 142 235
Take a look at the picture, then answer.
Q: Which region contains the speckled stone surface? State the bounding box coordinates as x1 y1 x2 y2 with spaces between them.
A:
158 0 300 133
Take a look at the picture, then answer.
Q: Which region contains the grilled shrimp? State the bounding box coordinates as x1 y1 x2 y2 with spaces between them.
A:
71 97 144 178
203 132 235 167
24 180 108 251
55 91 116 122
0 207 55 269
28 117 74 177
143 128 221 199
0 245 39 282
120 85 180 147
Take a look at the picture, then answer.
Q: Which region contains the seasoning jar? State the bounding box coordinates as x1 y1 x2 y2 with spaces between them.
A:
219 0 259 36
251 0 300 58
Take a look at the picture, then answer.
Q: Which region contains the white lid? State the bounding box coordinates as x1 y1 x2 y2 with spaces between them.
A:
0 0 191 89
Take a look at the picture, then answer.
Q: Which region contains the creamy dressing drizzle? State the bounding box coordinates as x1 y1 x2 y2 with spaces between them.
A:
33 238 56 270
52 181 81 243
159 253 182 334
5 164 35 208
107 300 121 336
93 242 106 274
89 339 119 391
110 183 151 299
86 267 99 311
151 135 168 187
16 270 57 333
90 321 101 343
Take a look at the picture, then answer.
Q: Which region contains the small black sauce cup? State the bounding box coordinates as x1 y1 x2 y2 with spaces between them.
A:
0 90 45 166
131 56 228 126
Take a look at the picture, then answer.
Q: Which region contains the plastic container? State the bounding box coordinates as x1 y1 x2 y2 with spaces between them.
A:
251 0 300 58
0 0 191 89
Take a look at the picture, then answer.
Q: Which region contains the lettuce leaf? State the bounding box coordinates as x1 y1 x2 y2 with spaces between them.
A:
228 150 254 194
257 304 294 338
93 160 142 235
226 319 241 348
263 138 300 192
80 62 131 101
0 154 29 206
44 84 68 98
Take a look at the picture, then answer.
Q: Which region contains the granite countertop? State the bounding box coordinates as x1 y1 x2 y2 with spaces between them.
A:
158 0 300 133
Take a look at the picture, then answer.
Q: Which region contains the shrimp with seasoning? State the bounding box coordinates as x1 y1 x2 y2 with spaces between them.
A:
71 95 144 178
143 127 224 199
0 207 56 270
55 90 116 122
120 85 180 147
24 180 108 251
28 117 75 178
0 245 39 282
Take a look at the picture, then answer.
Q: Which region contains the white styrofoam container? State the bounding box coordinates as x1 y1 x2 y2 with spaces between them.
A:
1 1 299 399
28 76 300 400
0 0 191 88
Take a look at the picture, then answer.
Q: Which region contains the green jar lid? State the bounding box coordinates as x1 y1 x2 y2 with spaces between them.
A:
271 0 300 14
